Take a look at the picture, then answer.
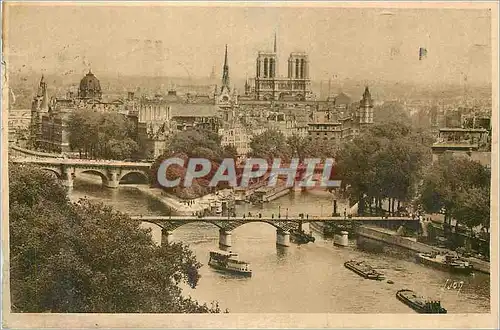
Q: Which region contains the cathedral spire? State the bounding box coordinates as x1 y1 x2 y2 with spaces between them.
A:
221 44 230 92
360 86 373 108
37 74 49 111
362 86 372 101
37 74 46 97
274 32 277 53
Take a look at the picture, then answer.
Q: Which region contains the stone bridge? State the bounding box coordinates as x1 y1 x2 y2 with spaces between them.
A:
11 158 152 188
131 215 416 247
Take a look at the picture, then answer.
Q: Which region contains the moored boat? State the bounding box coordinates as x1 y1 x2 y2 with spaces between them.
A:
416 252 473 274
208 250 252 277
344 260 385 280
290 228 316 244
396 289 447 314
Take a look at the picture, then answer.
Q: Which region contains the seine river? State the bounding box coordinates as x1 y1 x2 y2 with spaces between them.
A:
69 177 490 313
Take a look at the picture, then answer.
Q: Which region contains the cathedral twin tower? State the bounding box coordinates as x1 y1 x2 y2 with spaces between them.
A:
253 34 312 101
255 35 309 82
219 34 313 102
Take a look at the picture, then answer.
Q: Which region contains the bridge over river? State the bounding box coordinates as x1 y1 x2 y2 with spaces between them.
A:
131 215 416 247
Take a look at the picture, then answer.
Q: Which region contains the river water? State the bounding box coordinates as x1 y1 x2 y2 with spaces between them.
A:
69 177 490 313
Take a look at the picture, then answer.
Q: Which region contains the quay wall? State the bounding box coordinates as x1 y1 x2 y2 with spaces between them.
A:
10 145 62 159
356 225 490 274
356 226 436 253
263 186 292 202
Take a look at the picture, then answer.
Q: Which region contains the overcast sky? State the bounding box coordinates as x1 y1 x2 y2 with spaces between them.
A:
5 4 493 85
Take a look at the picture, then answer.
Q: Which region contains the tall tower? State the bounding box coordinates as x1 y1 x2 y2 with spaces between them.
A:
358 86 374 125
287 53 309 79
31 75 50 147
216 45 235 108
221 44 230 93
274 32 277 53
255 34 278 79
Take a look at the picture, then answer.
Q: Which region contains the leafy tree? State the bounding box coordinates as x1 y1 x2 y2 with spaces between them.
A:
454 186 491 234
336 122 431 215
167 129 222 160
286 134 308 161
418 154 491 233
67 109 138 160
303 138 339 160
9 164 223 313
150 129 234 199
249 129 291 161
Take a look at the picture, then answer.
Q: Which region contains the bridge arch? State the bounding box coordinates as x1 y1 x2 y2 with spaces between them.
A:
40 167 62 179
138 219 225 232
230 220 287 231
77 169 109 185
118 170 149 184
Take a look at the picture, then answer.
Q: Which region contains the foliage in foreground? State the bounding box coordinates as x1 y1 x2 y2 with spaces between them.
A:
9 164 223 313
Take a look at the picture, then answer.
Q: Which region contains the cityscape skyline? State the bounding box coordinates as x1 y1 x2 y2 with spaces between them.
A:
5 5 492 87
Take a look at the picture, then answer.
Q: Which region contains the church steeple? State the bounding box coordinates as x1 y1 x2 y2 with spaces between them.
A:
34 74 49 112
221 44 230 92
37 75 46 97
361 86 373 106
274 32 277 53
358 86 374 125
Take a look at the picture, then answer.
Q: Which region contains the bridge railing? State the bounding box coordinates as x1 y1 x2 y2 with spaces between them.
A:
131 215 417 221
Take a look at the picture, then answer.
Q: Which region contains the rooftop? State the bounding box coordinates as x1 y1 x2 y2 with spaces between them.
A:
170 103 219 117
439 128 489 133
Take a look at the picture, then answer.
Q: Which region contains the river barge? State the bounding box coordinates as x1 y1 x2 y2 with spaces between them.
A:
416 252 473 274
344 260 385 280
396 289 447 314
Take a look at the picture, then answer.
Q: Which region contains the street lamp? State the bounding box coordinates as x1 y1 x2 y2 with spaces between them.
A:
278 205 281 218
286 208 289 219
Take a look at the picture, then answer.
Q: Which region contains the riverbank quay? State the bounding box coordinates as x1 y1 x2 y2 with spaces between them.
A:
131 185 232 216
356 225 490 274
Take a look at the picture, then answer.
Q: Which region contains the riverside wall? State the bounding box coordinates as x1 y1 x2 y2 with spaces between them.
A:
356 225 490 274
263 186 292 202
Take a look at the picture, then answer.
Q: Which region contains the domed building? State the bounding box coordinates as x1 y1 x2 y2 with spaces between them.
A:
78 69 102 99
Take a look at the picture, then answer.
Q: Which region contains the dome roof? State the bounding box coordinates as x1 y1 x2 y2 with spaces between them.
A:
79 70 102 99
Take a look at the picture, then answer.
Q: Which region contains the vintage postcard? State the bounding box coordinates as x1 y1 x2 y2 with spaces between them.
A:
2 1 498 329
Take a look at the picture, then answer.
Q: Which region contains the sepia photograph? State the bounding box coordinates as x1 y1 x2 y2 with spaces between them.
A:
2 2 498 328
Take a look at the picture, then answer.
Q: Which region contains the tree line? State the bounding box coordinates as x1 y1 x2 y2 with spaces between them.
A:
248 123 490 240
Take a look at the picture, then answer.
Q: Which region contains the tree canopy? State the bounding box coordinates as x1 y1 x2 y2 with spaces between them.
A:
67 109 138 160
249 129 292 161
9 164 222 313
286 134 338 161
150 129 236 199
417 154 491 231
335 122 431 214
